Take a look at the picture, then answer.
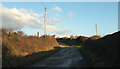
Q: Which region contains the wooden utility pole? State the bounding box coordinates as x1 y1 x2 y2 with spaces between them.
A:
45 7 47 36
37 32 39 37
96 24 97 35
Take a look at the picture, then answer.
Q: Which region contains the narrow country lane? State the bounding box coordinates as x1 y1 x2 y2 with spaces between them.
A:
27 42 88 67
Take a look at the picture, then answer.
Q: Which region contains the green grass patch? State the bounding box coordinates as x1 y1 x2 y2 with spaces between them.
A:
71 45 82 47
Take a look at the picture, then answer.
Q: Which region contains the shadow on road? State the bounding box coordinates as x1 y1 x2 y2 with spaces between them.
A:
27 42 88 67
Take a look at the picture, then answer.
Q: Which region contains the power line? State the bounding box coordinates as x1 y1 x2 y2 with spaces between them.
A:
41 0 46 8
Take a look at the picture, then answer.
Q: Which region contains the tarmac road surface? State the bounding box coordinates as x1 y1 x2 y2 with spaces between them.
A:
27 42 88 67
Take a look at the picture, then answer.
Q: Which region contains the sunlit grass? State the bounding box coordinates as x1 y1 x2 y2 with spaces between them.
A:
2 29 60 67
71 45 82 47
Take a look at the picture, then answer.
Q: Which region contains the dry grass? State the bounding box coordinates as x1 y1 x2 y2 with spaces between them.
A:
2 29 60 67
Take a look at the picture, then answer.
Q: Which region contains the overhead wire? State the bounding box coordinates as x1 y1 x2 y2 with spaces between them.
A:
41 0 46 8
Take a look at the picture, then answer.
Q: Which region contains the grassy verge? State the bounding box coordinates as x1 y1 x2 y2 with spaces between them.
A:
58 40 94 67
79 47 95 67
2 29 61 67
71 45 82 47
3 47 61 67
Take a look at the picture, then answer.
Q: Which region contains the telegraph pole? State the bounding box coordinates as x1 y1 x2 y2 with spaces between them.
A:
37 32 39 37
45 7 47 36
96 24 97 35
